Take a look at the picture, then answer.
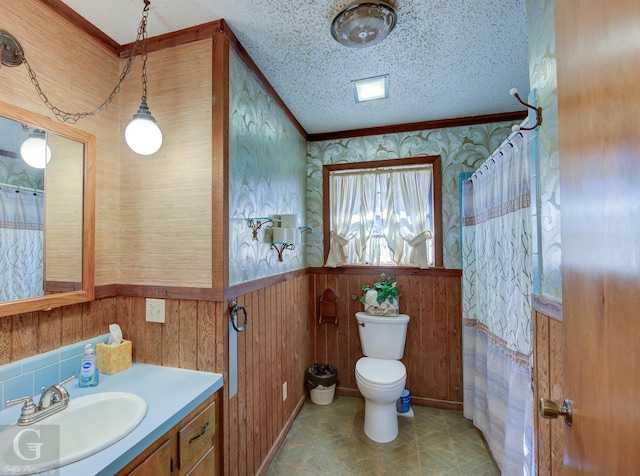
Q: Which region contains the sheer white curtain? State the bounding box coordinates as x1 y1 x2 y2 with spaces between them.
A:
325 173 362 267
326 166 434 268
0 187 44 302
362 173 386 265
388 167 433 268
462 130 535 474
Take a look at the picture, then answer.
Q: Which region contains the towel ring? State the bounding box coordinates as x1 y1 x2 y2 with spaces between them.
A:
229 300 248 332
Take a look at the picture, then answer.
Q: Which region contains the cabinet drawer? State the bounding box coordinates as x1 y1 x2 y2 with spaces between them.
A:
128 439 172 476
185 446 215 476
178 401 216 471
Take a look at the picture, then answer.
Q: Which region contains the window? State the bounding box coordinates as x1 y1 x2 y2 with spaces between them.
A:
323 156 442 268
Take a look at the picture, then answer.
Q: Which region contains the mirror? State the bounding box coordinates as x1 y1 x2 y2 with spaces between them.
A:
0 101 95 317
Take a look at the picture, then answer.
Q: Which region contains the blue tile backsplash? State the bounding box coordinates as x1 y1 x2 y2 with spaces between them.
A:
0 334 109 409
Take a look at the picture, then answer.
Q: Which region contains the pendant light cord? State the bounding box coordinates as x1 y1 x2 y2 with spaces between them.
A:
20 0 151 124
140 0 150 104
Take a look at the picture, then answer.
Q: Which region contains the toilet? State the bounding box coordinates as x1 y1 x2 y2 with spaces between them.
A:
354 312 410 443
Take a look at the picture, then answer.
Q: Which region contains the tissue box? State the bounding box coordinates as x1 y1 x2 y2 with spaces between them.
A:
96 340 132 375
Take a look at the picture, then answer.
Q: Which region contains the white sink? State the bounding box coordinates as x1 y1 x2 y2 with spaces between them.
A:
0 392 147 475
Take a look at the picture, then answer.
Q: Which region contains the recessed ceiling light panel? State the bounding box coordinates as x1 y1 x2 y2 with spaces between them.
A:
352 75 389 103
331 2 397 48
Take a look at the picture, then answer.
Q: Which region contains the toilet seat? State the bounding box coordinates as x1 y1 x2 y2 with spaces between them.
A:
356 357 406 389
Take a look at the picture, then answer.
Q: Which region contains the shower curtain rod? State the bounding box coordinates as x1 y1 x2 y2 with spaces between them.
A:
0 181 44 194
470 118 529 181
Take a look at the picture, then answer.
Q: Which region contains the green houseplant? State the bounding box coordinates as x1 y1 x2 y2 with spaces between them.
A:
360 273 399 316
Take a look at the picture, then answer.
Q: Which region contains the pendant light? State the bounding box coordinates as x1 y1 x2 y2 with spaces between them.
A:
0 0 162 156
124 1 163 155
20 129 51 169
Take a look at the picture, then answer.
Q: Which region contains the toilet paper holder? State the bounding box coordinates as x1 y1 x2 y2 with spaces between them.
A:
229 300 248 332
318 288 338 326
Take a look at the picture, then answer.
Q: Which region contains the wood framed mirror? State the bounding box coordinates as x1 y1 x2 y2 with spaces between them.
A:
0 101 95 318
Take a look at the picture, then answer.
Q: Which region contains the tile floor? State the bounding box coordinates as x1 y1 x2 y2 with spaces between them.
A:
267 395 500 476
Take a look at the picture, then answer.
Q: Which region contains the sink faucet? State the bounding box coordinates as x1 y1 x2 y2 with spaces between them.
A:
5 375 76 426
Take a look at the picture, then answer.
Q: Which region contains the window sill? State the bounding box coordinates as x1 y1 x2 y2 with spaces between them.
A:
309 266 462 277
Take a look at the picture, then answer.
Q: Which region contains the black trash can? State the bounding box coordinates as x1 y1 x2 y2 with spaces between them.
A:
305 363 337 405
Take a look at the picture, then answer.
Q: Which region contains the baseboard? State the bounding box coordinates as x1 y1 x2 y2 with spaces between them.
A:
256 393 307 476
336 386 462 411
335 387 361 398
410 396 463 411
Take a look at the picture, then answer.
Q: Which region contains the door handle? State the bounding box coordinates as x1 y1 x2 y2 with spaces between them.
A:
539 398 573 427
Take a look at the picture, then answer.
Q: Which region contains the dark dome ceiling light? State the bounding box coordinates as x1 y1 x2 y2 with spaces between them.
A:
331 2 397 48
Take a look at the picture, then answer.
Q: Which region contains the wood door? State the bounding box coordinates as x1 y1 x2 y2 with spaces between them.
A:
556 0 640 473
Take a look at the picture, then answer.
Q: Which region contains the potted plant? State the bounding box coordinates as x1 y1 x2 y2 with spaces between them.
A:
360 273 399 316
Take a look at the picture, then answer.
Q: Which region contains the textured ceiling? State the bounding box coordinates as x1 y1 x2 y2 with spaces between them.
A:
58 0 530 135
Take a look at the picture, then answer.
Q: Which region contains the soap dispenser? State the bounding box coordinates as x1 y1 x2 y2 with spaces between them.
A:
78 343 99 387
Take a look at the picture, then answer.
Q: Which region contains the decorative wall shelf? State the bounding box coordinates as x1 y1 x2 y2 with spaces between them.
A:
244 217 274 241
270 243 296 262
242 215 311 260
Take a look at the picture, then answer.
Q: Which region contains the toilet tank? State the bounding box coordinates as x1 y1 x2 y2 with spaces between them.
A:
356 312 410 359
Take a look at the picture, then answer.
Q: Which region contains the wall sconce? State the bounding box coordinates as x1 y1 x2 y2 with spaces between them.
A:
20 128 51 169
0 0 162 156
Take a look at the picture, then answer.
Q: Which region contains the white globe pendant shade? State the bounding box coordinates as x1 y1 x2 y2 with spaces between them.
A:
125 100 163 156
20 133 52 169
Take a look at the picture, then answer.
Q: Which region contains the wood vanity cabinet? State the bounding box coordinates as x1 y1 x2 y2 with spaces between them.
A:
117 390 220 475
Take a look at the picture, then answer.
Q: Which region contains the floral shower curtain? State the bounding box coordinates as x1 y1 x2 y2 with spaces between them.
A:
461 130 535 474
0 187 44 302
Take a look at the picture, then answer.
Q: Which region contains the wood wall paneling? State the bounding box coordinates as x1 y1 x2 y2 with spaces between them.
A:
0 300 114 365
310 269 463 409
228 275 310 475
549 316 563 475
211 33 230 296
533 310 564 475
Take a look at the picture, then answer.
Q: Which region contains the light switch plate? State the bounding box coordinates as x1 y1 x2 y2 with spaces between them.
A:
145 298 165 323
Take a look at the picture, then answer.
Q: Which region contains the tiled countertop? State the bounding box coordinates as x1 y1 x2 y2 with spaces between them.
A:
0 363 223 475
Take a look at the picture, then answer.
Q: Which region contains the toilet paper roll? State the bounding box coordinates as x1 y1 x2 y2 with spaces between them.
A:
285 228 297 243
273 228 287 243
280 214 298 228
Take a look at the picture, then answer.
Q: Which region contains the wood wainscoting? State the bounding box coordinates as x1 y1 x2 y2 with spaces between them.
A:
0 273 310 476
532 295 563 475
0 300 116 364
221 275 310 475
309 267 463 409
112 275 310 476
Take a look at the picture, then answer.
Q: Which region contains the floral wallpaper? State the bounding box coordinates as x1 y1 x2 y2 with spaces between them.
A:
306 123 517 269
527 0 561 299
228 50 308 285
228 0 560 284
0 116 44 190
0 155 43 190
